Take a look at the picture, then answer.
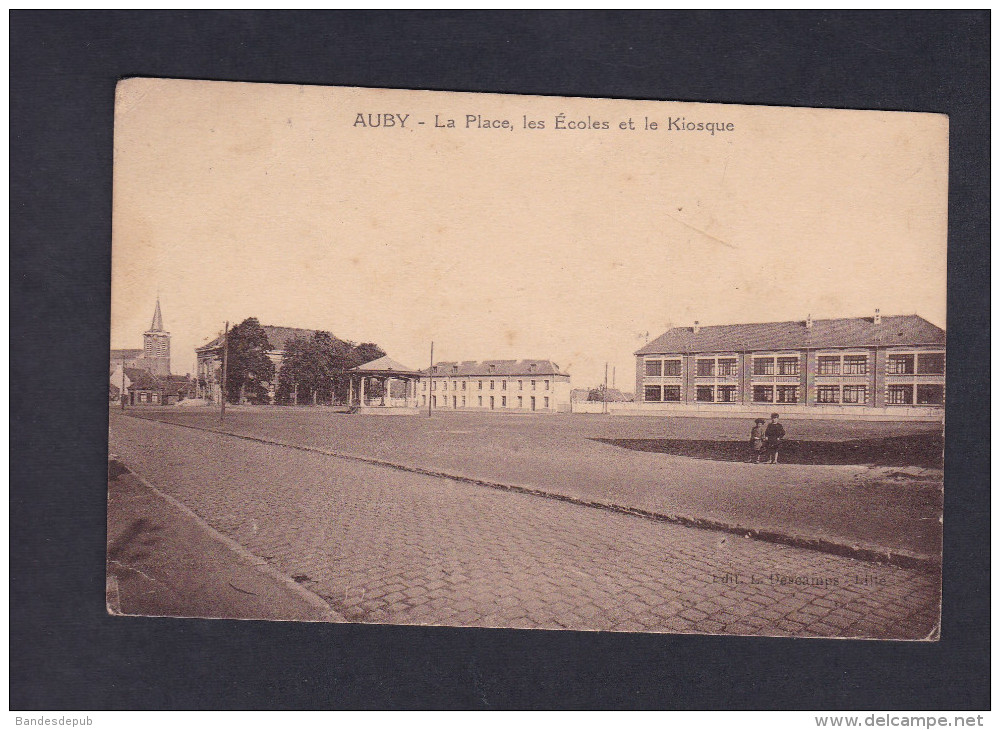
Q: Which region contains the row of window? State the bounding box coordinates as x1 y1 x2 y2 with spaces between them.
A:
422 395 551 409
643 385 799 403
643 383 944 405
425 379 550 392
644 352 945 378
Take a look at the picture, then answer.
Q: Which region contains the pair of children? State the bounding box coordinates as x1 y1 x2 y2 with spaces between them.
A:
750 413 785 463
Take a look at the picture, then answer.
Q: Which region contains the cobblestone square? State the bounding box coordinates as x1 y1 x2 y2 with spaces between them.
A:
109 411 941 639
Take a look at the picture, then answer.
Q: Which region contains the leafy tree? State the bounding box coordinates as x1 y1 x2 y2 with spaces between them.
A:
349 342 386 368
224 318 275 404
276 331 374 405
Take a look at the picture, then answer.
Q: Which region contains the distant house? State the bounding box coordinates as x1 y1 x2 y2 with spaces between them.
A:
194 324 379 404
109 348 144 371
420 360 572 413
195 325 317 403
110 366 193 406
634 312 945 417
587 387 632 403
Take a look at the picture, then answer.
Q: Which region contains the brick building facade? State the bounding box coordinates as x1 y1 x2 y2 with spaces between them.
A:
634 313 944 419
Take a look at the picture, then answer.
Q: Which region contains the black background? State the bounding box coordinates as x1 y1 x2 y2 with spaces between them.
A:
10 11 990 710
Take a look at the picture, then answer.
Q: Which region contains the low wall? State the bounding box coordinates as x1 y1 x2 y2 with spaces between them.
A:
571 401 617 414
355 406 420 416
600 402 944 422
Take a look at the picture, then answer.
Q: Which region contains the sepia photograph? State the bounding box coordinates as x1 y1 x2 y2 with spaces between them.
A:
108 78 947 640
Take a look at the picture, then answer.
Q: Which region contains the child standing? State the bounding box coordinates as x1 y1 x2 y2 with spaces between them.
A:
749 418 766 463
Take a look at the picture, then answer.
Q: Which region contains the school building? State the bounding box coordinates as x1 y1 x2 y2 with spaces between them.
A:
421 360 572 412
633 312 945 420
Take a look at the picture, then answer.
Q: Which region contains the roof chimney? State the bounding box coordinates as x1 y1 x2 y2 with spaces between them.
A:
692 321 701 334
874 308 882 324
806 314 813 329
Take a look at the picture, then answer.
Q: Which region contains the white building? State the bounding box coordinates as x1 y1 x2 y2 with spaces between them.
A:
420 360 572 413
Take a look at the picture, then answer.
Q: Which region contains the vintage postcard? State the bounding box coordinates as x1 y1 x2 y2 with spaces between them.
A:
109 78 946 638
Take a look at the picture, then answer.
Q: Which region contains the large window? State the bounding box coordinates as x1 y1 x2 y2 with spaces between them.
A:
776 386 799 403
816 386 840 403
818 356 841 375
916 384 944 405
842 385 867 404
696 386 714 402
697 360 715 377
717 385 738 402
644 385 662 402
753 358 775 376
843 355 868 375
888 354 914 375
663 386 682 402
777 357 800 376
917 353 946 375
645 360 662 377
753 385 774 403
718 358 738 377
663 360 682 377
887 385 913 405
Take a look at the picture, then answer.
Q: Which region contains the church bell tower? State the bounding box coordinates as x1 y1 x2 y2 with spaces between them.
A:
142 297 171 376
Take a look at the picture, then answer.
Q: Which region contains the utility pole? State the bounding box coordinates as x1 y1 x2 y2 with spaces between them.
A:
427 341 434 417
220 321 229 424
604 361 609 414
120 353 126 411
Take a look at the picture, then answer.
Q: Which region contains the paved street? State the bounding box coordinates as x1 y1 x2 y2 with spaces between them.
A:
109 412 940 638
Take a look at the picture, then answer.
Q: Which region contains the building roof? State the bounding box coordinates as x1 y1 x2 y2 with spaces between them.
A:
352 355 422 375
110 348 143 361
636 314 946 355
123 367 160 390
423 359 569 377
197 325 323 353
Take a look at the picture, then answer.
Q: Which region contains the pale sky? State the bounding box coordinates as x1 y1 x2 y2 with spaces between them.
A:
112 80 948 386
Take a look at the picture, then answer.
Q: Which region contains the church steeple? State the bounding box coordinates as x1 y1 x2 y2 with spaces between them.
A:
142 297 171 376
150 297 164 331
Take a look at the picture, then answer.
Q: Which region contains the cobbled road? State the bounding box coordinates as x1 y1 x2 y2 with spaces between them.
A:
109 413 940 638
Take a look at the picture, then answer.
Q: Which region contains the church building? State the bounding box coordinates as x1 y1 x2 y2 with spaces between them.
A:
110 298 171 376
